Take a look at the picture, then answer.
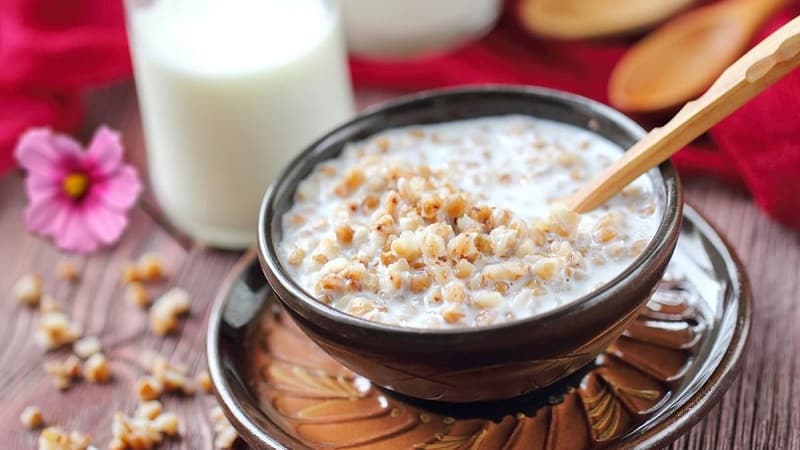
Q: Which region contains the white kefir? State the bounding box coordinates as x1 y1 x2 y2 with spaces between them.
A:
126 0 354 248
279 116 660 329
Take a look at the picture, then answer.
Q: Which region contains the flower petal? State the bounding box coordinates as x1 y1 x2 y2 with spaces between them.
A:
25 175 62 204
86 126 124 176
14 128 81 178
46 203 74 237
25 198 69 237
94 164 143 210
55 209 100 254
84 202 129 245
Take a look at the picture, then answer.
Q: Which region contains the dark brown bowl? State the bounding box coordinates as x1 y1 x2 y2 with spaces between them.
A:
257 86 683 403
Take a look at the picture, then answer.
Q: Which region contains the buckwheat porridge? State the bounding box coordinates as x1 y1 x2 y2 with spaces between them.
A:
278 116 659 329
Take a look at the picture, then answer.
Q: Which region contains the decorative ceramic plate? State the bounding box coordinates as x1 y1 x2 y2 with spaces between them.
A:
207 206 751 450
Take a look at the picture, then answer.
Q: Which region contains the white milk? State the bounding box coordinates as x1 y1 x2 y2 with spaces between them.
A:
279 116 660 329
126 0 354 248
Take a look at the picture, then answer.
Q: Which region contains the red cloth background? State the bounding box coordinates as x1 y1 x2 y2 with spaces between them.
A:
1 0 799 227
0 0 130 173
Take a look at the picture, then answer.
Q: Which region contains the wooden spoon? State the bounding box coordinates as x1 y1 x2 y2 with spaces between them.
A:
518 0 696 40
609 0 787 112
566 15 800 213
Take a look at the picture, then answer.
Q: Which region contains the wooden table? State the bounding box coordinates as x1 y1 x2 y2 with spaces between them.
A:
1 83 798 449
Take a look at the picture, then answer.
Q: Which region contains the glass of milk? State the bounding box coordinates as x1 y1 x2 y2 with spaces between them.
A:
125 0 354 249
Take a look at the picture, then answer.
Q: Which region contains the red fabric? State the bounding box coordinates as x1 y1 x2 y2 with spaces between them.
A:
0 0 130 173
1 0 799 227
351 1 800 228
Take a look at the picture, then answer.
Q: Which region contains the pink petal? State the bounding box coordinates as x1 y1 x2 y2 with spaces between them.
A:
94 164 142 210
55 209 100 254
25 200 65 236
25 175 62 204
85 126 124 176
14 128 81 178
25 198 70 237
84 202 129 245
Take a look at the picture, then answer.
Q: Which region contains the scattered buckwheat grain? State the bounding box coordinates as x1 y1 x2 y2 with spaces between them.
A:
20 405 43 429
122 253 167 285
135 376 164 401
44 355 81 390
148 288 190 336
135 401 162 421
36 312 82 351
38 426 92 450
134 352 195 400
84 353 112 383
12 273 42 306
125 282 150 308
56 259 81 283
196 371 213 394
73 336 101 359
109 402 180 450
137 253 166 282
121 262 140 284
210 406 238 449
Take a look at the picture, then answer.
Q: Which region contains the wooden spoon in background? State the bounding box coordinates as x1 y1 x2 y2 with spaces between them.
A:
566 15 800 213
609 0 787 112
518 0 697 40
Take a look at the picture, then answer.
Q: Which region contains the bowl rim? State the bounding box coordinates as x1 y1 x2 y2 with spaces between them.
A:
257 85 683 336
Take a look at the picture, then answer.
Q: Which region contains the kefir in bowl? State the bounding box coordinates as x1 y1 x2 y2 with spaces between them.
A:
278 116 659 329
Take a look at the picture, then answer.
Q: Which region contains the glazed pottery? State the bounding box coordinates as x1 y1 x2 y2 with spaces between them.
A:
257 86 683 402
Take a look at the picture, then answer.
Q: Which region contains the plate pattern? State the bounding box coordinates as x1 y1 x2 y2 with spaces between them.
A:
243 273 705 450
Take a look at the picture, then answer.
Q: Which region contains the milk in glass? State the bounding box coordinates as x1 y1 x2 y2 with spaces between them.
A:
126 0 354 248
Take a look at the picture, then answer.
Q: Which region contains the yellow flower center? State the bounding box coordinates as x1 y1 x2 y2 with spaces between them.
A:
62 173 90 200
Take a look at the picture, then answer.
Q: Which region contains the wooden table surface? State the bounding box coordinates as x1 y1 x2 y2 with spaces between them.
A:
1 83 798 449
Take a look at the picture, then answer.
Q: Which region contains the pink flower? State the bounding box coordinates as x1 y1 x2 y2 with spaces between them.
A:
14 126 143 253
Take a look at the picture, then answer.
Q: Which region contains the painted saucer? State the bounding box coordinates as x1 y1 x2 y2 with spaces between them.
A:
207 206 751 449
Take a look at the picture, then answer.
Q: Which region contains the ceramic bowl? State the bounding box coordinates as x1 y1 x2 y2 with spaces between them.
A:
340 0 503 58
257 86 683 402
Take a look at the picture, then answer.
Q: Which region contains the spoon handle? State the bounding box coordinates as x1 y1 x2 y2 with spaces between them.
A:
567 15 800 213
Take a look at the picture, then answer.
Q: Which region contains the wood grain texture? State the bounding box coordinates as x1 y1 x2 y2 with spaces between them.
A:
0 83 797 449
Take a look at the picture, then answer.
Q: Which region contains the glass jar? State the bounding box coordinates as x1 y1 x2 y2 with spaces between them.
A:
125 0 354 249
